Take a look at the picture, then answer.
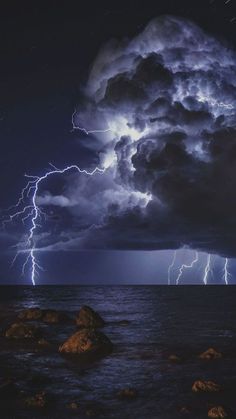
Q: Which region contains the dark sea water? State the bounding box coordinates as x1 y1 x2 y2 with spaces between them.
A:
0 286 236 419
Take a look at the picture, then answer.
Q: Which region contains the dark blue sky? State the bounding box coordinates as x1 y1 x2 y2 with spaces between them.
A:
1 0 236 285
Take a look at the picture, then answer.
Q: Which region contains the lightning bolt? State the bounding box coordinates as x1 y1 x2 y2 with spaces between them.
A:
167 250 177 285
203 254 211 285
71 110 112 135
176 251 199 285
223 257 230 285
2 164 106 286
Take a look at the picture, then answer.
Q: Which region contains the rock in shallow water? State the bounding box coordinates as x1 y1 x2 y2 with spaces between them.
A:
192 380 221 393
199 348 222 360
59 328 113 356
18 308 43 321
5 322 41 339
168 354 182 363
18 307 69 324
76 306 105 328
208 406 228 418
42 309 68 324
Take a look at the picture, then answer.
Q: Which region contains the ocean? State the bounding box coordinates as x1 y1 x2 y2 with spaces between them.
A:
0 286 236 418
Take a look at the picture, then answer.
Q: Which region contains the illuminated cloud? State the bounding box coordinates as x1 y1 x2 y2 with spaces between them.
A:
11 16 236 258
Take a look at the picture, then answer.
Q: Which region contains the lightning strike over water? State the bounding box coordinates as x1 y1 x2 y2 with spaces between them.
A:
3 164 106 286
176 251 199 285
223 257 230 285
167 250 177 285
203 254 211 285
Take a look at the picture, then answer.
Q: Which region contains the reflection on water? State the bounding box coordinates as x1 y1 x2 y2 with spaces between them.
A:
0 286 236 418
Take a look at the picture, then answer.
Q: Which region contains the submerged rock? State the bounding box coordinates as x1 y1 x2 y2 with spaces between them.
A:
24 392 47 408
59 328 113 356
18 308 43 321
76 306 105 328
168 354 182 363
117 388 138 400
208 406 228 418
5 322 41 339
42 309 68 323
68 401 80 410
192 380 221 393
199 348 222 360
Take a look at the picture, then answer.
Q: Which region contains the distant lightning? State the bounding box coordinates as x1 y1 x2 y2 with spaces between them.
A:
203 254 211 285
167 250 177 285
176 251 199 285
223 257 230 285
3 164 106 286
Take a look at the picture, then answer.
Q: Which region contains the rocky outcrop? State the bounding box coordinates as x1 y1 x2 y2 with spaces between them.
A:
18 307 69 324
5 322 41 339
76 306 105 328
42 310 68 324
18 308 43 321
192 380 221 393
59 328 113 356
199 348 222 360
208 406 228 418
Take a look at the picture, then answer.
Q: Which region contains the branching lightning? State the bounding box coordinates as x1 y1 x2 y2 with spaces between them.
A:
71 110 112 135
176 251 199 285
2 164 106 286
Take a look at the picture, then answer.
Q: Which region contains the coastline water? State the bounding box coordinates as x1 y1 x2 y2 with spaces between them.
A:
0 285 236 418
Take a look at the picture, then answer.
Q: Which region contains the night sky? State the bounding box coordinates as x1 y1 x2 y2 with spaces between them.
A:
1 0 236 285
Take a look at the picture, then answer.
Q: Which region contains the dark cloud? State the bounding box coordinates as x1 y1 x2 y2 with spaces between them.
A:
30 16 236 257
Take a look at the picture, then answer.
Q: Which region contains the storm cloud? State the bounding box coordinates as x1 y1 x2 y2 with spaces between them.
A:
41 16 236 256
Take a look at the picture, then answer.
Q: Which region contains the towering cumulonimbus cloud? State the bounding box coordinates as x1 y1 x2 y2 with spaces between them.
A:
43 16 236 256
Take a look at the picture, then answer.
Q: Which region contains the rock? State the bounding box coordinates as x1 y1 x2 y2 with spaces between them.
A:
5 322 41 339
192 380 221 393
199 348 222 360
18 307 43 321
42 310 68 324
168 354 181 363
59 328 113 356
117 388 138 400
68 402 79 410
24 392 47 408
208 406 228 418
18 308 69 324
76 306 105 328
